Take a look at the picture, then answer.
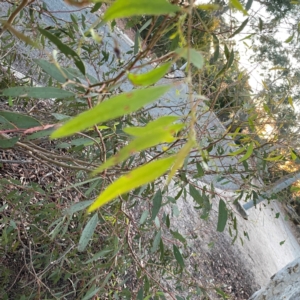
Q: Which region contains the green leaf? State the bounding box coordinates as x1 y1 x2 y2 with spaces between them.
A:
51 85 171 139
194 162 204 178
2 87 74 99
0 137 19 148
212 34 219 62
151 230 161 253
92 123 182 175
151 189 162 220
87 156 176 212
258 18 263 31
24 128 55 141
78 213 98 252
34 59 66 83
170 230 186 244
229 18 249 38
238 142 253 163
226 49 235 69
279 240 285 246
103 0 180 21
245 0 253 10
264 154 283 161
84 249 113 264
215 287 229 299
140 210 149 224
0 20 38 47
91 2 102 13
229 0 248 15
167 139 194 183
0 111 41 129
123 116 179 136
128 63 171 86
175 48 204 69
285 35 294 43
288 96 295 109
65 200 94 216
82 285 101 300
38 27 85 75
189 184 203 206
217 199 228 232
173 245 184 268
228 146 245 156
196 4 220 10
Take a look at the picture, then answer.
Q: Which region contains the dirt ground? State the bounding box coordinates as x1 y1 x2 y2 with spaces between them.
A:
166 183 300 299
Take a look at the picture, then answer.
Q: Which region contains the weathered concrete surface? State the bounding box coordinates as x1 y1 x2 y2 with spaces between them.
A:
165 180 300 290
249 257 300 300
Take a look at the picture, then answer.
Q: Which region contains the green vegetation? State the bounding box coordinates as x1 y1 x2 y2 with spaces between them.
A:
1 0 300 299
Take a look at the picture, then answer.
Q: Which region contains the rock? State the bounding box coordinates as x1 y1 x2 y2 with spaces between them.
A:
249 257 300 300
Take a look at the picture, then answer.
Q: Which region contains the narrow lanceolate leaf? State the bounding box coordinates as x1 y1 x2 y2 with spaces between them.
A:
229 0 248 15
175 48 204 69
245 0 253 10
0 137 19 148
123 116 179 136
167 139 194 184
228 146 245 156
285 35 294 43
34 59 67 83
151 230 162 253
2 87 74 99
92 123 183 175
128 63 171 86
0 111 41 129
51 85 171 139
288 96 294 109
103 0 180 21
229 18 249 38
238 142 253 163
0 20 38 47
151 189 162 220
173 245 185 268
87 156 176 212
78 213 98 252
217 199 228 232
38 27 85 75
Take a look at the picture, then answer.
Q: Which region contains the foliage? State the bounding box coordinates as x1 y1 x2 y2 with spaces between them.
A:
1 0 300 299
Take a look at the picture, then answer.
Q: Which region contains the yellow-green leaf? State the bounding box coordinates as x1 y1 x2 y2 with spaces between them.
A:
0 20 38 47
288 96 294 109
228 147 245 156
238 142 253 162
290 149 298 161
285 35 294 43
229 0 248 15
128 63 171 86
103 0 180 21
92 123 184 175
167 139 194 184
123 116 179 136
264 155 283 161
196 4 219 11
51 85 171 139
87 156 176 212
